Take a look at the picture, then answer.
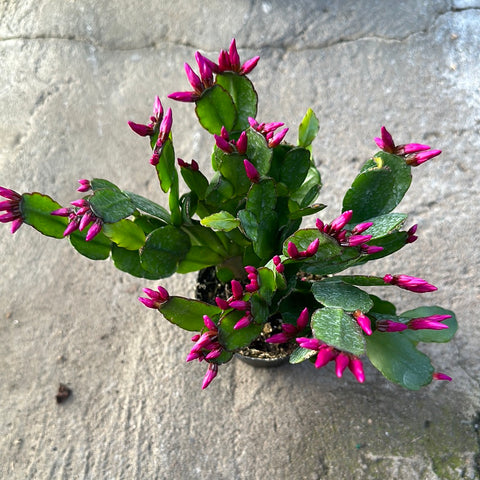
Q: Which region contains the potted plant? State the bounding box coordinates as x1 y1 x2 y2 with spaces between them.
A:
0 39 456 390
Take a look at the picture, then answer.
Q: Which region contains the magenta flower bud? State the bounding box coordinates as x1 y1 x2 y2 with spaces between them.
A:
186 351 202 362
156 286 169 303
201 363 218 389
138 286 169 309
233 315 251 330
353 310 372 336
396 143 431 155
236 131 248 154
240 56 260 75
205 348 223 360
433 372 452 381
157 108 172 147
77 179 91 192
167 91 198 103
231 279 243 300
220 126 229 140
215 297 230 310
214 134 233 153
268 127 288 148
150 153 160 165
335 352 350 378
79 211 94 231
153 96 163 119
315 218 325 231
348 356 365 383
348 234 372 247
374 126 395 153
297 308 309 330
306 238 320 257
71 198 89 208
314 346 337 369
282 323 297 335
0 186 21 201
191 334 201 343
248 117 259 129
275 263 285 273
85 220 103 241
361 245 384 254
351 222 373 234
138 297 160 309
10 218 23 234
407 317 449 330
406 223 418 243
287 241 300 259
330 210 353 232
273 255 281 266
184 62 202 92
50 207 72 217
0 212 17 222
265 332 291 343
63 218 80 236
203 315 216 330
376 320 408 332
245 284 258 293
406 149 442 166
243 159 260 183
296 337 321 350
229 300 250 311
383 274 437 293
195 52 213 86
245 266 257 275
127 121 154 137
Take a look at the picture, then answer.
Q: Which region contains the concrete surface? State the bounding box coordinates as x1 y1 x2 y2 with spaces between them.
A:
0 1 479 478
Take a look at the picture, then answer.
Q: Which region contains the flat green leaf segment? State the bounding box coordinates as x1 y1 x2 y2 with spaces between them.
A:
160 297 221 332
111 245 160 279
343 152 412 224
70 229 111 260
21 193 68 238
216 73 258 131
89 189 135 223
102 219 145 250
195 85 236 135
278 148 310 193
298 108 319 148
289 347 317 364
155 138 176 193
140 226 190 278
312 281 373 312
218 311 263 350
200 211 240 231
246 129 272 175
124 191 170 223
366 331 433 389
312 307 365 356
360 213 407 239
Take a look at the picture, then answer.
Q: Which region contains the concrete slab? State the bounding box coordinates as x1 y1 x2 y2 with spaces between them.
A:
0 1 479 478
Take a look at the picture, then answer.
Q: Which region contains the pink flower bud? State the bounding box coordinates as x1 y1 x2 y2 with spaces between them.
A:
201 363 218 389
243 159 260 183
335 352 350 378
432 372 452 381
348 356 365 383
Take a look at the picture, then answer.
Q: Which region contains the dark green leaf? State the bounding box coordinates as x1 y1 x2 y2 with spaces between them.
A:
140 226 190 278
89 189 135 223
312 281 373 312
195 85 236 135
359 213 407 239
256 267 276 304
160 296 222 332
176 246 224 273
246 129 272 175
369 295 397 315
102 219 146 250
124 191 171 223
216 73 258 131
279 147 311 192
365 331 433 389
111 245 160 279
298 108 320 148
69 229 111 260
212 148 251 195
288 202 326 220
155 138 176 193
21 193 68 238
180 166 209 200
311 307 365 356
90 178 121 192
289 165 322 207
289 346 317 364
343 152 412 223
333 275 387 287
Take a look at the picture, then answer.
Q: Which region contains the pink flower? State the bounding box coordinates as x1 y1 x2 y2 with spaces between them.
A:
248 117 288 148
138 286 170 309
0 186 23 233
383 274 437 293
217 39 260 75
406 149 442 167
214 127 248 155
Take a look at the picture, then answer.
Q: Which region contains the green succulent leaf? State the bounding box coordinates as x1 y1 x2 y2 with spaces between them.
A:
124 191 171 223
111 245 160 279
298 108 320 148
212 148 251 195
216 72 258 131
289 346 317 364
289 165 322 208
343 152 412 224
368 295 397 315
155 138 176 194
20 193 68 238
359 213 407 239
256 267 276 304
312 281 374 312
140 226 190 278
179 166 209 200
333 275 387 287
90 178 121 192
218 310 263 350
102 219 146 250
195 85 237 135
288 202 326 220
89 189 135 224
365 331 433 390
200 211 240 231
245 129 272 175
176 246 225 273
278 147 311 193
311 307 365 356
160 296 222 332
69 229 111 260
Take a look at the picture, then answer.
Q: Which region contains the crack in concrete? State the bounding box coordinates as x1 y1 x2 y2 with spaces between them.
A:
0 5 478 54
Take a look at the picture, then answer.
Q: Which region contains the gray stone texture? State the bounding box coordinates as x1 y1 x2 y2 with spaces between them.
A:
0 1 479 479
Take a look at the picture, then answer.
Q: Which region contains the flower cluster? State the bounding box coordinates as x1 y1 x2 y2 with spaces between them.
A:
0 187 23 233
